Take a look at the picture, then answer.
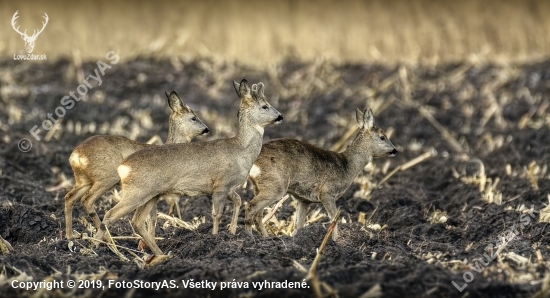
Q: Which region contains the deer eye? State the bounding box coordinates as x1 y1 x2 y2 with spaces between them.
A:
262 105 269 110
191 117 197 122
380 136 386 141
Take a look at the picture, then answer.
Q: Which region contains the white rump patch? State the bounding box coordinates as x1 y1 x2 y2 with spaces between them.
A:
118 165 131 180
69 152 88 167
249 164 261 178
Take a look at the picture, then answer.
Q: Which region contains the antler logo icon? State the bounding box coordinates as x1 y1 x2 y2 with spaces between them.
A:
11 11 49 54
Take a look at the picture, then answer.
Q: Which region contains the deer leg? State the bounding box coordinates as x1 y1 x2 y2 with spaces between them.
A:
132 199 158 251
81 180 117 233
64 184 91 239
246 177 287 236
166 196 174 217
211 190 229 235
147 196 160 238
149 205 158 239
132 203 145 249
176 196 182 219
247 190 285 237
165 194 181 219
132 197 163 256
320 195 339 241
226 191 241 235
144 195 162 237
292 199 311 236
253 211 269 236
94 192 151 247
246 200 269 236
174 197 182 219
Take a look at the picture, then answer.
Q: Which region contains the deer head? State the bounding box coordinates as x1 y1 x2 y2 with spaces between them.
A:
11 11 49 53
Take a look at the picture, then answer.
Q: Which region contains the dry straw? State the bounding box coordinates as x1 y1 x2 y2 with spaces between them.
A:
1 0 549 64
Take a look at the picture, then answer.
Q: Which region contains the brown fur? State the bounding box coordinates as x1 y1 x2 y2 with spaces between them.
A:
64 91 208 239
93 80 283 256
246 108 397 240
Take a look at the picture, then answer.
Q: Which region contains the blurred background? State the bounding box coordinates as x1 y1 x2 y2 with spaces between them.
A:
1 0 549 64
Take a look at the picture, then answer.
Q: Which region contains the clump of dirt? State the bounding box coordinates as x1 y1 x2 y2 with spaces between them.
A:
0 57 549 297
0 203 58 243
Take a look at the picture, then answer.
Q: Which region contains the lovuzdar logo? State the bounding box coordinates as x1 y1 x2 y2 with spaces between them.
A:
11 10 48 60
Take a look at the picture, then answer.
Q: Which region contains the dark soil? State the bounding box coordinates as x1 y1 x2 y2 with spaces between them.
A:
1 57 549 298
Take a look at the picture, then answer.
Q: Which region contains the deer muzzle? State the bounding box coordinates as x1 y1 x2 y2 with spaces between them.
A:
274 114 284 124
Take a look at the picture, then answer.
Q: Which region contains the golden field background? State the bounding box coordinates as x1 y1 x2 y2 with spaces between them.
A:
0 0 549 64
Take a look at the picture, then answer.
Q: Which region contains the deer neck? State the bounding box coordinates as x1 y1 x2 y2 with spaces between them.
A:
235 117 264 153
166 127 191 144
341 133 372 177
167 135 191 144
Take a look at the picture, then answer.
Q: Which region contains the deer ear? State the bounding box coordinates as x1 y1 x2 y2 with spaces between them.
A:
251 83 265 100
356 108 365 129
166 91 187 113
364 108 374 129
256 82 265 98
251 84 258 99
233 81 240 94
234 79 251 99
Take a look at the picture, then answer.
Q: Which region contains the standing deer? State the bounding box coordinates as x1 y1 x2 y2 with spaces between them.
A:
94 80 283 257
246 108 397 240
11 11 49 53
64 91 209 239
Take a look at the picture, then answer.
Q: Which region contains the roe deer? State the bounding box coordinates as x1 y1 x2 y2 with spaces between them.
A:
93 79 283 256
64 91 209 239
246 108 396 240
